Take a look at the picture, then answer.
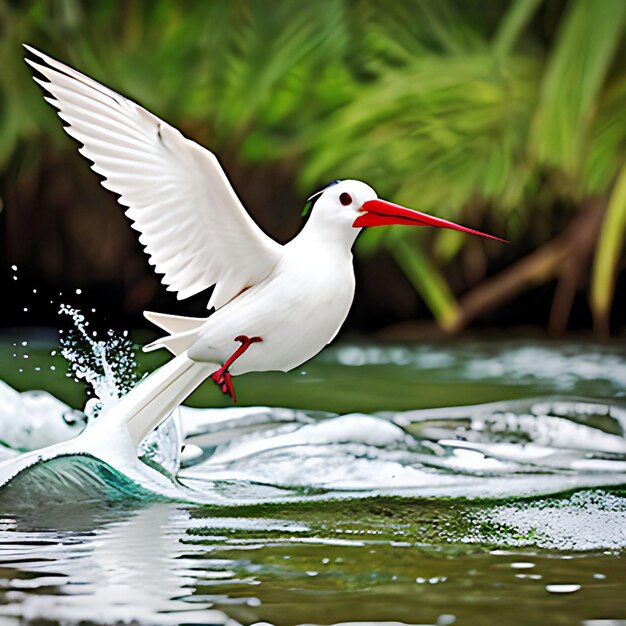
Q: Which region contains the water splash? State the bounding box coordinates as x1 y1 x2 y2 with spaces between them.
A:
0 381 85 452
57 304 181 477
58 304 140 421
1 336 625 510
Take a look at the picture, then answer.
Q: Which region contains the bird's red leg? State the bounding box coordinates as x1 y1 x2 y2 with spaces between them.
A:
211 335 262 403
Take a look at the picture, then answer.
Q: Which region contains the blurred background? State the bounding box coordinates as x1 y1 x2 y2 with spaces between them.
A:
0 0 625 341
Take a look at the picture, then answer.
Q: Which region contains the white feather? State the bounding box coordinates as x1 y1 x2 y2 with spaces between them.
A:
25 45 282 309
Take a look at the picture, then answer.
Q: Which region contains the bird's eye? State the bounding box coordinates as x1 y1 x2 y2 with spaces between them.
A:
339 193 352 206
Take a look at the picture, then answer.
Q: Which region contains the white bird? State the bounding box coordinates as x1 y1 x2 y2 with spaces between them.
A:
24 46 504 445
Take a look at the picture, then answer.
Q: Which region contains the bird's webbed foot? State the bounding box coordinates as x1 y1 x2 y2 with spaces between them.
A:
210 335 263 403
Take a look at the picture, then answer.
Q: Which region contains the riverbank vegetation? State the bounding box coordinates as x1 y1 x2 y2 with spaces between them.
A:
1 0 624 336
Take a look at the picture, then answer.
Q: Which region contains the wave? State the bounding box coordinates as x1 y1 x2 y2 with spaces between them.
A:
1 387 625 508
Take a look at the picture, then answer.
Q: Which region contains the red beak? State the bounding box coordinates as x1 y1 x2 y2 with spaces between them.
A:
353 199 507 243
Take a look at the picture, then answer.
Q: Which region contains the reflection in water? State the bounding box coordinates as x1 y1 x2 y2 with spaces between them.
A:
1 496 625 626
0 505 236 625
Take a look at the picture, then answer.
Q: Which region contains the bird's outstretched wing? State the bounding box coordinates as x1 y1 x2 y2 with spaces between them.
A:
24 45 282 309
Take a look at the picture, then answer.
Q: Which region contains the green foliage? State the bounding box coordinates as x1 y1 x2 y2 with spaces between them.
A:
300 0 626 329
592 164 626 330
1 0 625 331
531 0 626 175
386 229 461 331
302 53 540 214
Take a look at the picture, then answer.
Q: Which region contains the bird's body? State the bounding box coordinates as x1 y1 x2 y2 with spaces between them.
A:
185 227 357 374
24 45 503 433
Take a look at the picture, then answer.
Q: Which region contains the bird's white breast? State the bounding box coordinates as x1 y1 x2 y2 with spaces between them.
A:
188 238 356 374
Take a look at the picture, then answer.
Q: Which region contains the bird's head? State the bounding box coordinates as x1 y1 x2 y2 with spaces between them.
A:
304 179 505 243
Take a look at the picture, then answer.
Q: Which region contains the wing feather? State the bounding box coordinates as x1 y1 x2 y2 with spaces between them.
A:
25 45 282 309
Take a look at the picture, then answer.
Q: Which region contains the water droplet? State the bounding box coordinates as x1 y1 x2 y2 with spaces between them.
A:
546 584 581 594
21 341 28 347
11 265 17 271
57 304 141 421
23 307 28 312
511 562 535 569
75 288 82 295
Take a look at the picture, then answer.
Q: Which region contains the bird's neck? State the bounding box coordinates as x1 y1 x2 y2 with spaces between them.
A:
296 211 360 252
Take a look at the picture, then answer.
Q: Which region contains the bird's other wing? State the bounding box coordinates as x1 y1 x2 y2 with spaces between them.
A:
24 45 283 309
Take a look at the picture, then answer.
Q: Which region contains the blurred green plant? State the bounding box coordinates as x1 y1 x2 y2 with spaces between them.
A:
1 0 625 334
302 0 626 334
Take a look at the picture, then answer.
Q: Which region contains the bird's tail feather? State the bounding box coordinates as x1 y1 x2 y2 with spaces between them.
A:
144 311 206 335
143 331 199 355
102 351 214 446
143 311 205 355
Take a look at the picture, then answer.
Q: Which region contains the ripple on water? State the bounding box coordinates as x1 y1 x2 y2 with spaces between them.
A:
325 342 626 395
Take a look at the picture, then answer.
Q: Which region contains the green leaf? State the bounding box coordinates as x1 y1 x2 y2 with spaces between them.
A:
492 0 542 59
386 230 461 331
531 0 626 173
591 163 626 329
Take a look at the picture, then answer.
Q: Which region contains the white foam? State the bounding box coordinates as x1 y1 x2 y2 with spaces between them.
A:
465 490 626 551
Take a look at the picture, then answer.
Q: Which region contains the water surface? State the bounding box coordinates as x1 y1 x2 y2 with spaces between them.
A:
0 338 625 625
